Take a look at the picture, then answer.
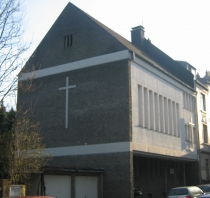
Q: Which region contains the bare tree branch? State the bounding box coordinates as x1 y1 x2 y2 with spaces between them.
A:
0 0 30 105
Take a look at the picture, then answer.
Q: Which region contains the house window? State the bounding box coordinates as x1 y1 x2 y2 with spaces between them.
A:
185 124 195 143
64 34 73 48
203 124 208 143
144 88 149 128
183 92 194 112
149 90 154 130
154 92 159 131
200 93 206 111
138 84 180 137
185 124 191 142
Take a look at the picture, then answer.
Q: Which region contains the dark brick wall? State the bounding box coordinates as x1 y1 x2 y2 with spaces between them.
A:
185 161 200 186
18 59 131 147
134 156 198 198
23 3 127 72
47 152 133 198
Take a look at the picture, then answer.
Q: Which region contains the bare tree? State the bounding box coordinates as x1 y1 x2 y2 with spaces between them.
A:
0 0 29 105
0 107 50 185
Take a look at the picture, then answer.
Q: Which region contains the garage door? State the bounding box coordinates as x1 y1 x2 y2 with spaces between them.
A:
75 176 97 198
44 175 71 198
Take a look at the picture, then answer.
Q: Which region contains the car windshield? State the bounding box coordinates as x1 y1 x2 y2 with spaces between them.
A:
168 188 188 196
199 186 210 192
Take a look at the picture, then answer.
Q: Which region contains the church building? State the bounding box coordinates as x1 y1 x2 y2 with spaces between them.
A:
18 2 198 198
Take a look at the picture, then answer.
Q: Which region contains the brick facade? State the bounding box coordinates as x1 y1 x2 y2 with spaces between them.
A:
18 2 199 198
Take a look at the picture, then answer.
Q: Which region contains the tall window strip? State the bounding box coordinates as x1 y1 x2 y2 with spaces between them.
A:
185 120 195 143
144 88 149 128
159 95 165 133
64 34 73 48
154 92 159 131
172 101 176 136
138 85 144 127
138 85 180 137
164 97 168 134
183 92 194 112
168 99 173 135
188 95 192 111
149 90 154 130
193 128 196 144
176 103 180 136
200 93 206 111
183 93 186 109
185 124 188 141
187 95 190 110
185 124 191 142
203 124 208 143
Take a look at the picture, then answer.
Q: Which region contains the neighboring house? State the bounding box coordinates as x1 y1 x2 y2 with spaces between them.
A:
196 72 210 183
17 3 198 198
178 61 210 185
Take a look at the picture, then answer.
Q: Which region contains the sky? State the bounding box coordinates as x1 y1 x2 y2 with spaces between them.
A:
22 0 210 77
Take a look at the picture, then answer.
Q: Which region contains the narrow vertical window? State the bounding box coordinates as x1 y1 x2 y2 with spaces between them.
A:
164 97 168 134
183 93 186 109
154 93 159 131
187 94 191 111
70 34 73 46
185 124 192 142
201 93 206 111
138 85 144 127
144 88 149 128
203 124 208 143
185 124 188 141
189 96 192 111
64 34 73 48
176 103 180 136
191 96 194 112
67 35 70 47
172 101 176 136
159 95 163 132
149 90 154 130
168 99 172 135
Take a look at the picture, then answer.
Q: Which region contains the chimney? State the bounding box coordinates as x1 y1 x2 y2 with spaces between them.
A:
131 26 145 49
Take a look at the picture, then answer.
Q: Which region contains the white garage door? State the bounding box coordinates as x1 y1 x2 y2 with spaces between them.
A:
75 176 97 198
45 175 71 198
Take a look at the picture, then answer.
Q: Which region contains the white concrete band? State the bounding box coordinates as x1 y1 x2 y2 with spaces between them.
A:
19 50 131 81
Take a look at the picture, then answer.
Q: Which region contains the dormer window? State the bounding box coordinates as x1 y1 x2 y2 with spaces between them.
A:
64 34 73 48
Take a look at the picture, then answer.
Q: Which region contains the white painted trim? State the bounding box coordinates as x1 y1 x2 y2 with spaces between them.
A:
131 142 198 161
132 57 195 93
43 141 198 161
19 50 131 81
44 142 131 156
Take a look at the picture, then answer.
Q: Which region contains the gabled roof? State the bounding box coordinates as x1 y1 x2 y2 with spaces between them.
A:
75 2 194 89
22 2 194 89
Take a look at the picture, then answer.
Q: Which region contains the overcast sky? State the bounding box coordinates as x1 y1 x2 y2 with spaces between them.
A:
23 0 210 77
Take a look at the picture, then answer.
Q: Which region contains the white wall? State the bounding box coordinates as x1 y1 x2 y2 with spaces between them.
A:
196 82 210 180
196 83 210 148
131 56 197 160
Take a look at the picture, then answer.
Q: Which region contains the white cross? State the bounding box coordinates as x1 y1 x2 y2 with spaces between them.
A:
58 77 76 128
189 117 195 146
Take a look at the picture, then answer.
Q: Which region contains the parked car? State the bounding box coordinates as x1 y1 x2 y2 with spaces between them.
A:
198 184 210 194
199 194 210 198
168 186 204 198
